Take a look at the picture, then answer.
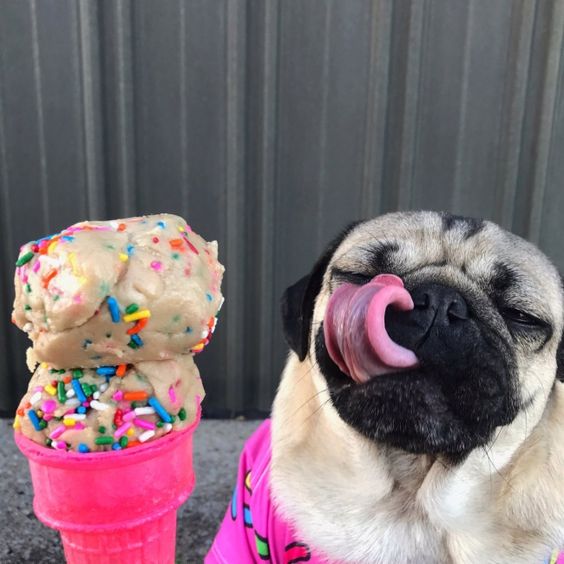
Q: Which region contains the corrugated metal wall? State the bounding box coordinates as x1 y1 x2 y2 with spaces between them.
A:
1 0 563 416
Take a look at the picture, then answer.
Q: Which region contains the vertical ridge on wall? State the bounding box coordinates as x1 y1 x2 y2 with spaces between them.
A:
361 0 392 218
246 0 280 411
512 0 561 241
526 0 564 244
381 0 426 212
77 0 106 219
131 1 150 213
224 0 247 413
538 24 564 267
178 0 190 220
451 1 474 212
115 0 137 215
315 0 333 249
397 0 427 210
0 41 13 412
29 0 50 232
102 0 137 216
495 0 536 229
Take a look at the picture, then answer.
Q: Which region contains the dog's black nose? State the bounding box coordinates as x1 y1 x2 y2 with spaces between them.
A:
385 283 469 350
411 283 469 324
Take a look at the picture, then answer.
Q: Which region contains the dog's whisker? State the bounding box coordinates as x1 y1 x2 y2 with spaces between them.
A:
283 387 331 424
302 396 333 425
293 356 323 388
481 442 512 490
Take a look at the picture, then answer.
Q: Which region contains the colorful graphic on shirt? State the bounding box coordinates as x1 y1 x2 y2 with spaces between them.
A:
255 531 271 561
548 550 564 564
206 421 319 563
243 503 253 528
230 486 237 521
284 541 311 563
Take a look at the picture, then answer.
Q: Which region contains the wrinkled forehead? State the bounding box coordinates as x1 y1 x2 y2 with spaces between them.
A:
329 212 563 320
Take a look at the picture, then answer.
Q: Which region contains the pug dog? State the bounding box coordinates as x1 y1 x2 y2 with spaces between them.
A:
208 211 564 564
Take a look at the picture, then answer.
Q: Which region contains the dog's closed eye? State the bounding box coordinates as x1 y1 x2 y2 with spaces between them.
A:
500 306 550 330
331 268 373 286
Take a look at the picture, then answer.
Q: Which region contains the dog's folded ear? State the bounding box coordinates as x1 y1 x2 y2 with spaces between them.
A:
280 221 361 361
281 274 312 361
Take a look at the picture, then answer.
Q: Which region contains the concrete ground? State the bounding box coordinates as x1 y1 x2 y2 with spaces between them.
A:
0 418 262 564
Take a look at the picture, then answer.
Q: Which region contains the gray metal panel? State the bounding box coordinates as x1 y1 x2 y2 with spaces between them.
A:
0 0 563 415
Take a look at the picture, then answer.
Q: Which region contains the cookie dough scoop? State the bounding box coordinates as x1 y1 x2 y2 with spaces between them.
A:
12 213 224 368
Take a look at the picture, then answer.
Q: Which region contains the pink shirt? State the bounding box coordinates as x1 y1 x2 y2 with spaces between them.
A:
206 419 564 564
206 419 322 563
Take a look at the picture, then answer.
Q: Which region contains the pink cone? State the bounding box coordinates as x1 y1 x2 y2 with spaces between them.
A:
15 410 200 564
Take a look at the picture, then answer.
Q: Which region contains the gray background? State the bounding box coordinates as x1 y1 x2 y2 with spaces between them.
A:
0 0 563 416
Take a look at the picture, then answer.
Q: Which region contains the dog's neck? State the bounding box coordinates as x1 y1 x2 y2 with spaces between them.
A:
270 354 564 563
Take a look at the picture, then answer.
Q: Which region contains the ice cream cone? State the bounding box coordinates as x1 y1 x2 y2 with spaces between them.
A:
15 409 200 564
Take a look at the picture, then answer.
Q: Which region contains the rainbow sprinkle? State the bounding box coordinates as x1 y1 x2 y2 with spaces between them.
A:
28 410 42 431
168 385 177 405
107 296 120 323
71 379 86 402
130 334 143 347
123 309 151 323
15 251 34 267
125 303 138 314
96 366 116 376
95 436 113 446
148 396 172 423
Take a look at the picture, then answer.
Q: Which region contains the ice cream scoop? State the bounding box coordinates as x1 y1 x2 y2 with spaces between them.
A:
12 214 224 368
323 274 418 383
14 355 203 452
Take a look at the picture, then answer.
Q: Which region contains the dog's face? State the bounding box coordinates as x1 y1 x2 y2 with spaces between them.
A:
282 211 564 458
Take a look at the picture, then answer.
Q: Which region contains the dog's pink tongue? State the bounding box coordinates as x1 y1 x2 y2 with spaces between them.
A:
324 274 418 383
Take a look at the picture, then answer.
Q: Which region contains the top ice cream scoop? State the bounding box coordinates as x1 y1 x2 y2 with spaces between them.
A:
323 274 418 383
12 214 224 368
